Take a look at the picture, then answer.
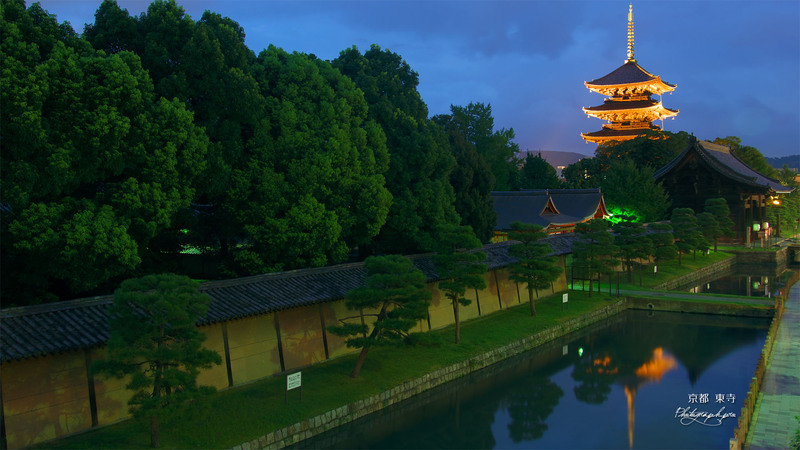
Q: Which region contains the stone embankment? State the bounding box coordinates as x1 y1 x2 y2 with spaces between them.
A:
235 299 628 450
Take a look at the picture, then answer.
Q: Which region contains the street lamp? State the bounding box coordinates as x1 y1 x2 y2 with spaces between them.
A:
770 196 782 244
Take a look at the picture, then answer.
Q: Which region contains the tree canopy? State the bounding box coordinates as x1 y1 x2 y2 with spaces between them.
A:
519 153 561 190
446 102 521 191
1 0 208 304
507 222 561 316
333 45 460 254
327 255 431 378
93 274 221 448
433 224 487 344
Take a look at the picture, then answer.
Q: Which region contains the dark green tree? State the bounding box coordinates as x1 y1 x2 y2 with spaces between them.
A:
697 212 722 254
447 102 521 191
777 165 799 188
596 130 689 171
571 219 618 297
333 45 459 254
519 153 561 189
670 208 704 263
93 274 222 448
433 113 497 242
1 2 208 304
507 222 562 316
612 215 652 283
562 157 602 189
601 159 670 222
328 255 432 378
647 222 678 268
433 225 487 344
228 46 391 273
85 1 268 263
703 198 736 250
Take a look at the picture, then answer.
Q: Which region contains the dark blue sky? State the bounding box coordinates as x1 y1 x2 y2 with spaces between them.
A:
39 0 800 159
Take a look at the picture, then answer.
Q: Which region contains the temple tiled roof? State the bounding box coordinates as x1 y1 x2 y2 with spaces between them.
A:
0 238 576 362
492 189 607 230
586 60 674 88
654 139 794 194
581 125 661 139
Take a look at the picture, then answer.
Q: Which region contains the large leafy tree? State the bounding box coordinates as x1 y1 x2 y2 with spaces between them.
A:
571 219 618 297
433 113 497 243
333 45 459 254
93 274 222 448
507 222 562 316
228 46 391 273
596 130 689 171
601 159 670 222
328 255 432 378
85 0 266 262
562 157 602 189
446 102 520 191
1 1 208 304
433 225 487 344
519 153 561 190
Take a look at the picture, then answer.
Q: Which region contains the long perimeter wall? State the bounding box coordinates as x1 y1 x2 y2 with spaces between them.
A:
0 263 567 448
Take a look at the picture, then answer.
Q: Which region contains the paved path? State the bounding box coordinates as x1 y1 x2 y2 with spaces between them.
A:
745 281 800 450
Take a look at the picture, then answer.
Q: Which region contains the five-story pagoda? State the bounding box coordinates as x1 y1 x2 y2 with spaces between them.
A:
581 4 678 145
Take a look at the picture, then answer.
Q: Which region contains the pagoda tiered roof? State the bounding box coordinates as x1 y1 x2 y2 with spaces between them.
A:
585 60 676 96
581 4 678 145
583 99 678 123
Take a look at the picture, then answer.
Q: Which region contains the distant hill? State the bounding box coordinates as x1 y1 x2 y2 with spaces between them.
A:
767 155 800 170
517 150 590 176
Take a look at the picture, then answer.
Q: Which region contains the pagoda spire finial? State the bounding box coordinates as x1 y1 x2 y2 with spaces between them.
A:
626 3 635 62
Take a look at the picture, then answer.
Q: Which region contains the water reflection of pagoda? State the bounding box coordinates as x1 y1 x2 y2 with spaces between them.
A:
581 4 678 144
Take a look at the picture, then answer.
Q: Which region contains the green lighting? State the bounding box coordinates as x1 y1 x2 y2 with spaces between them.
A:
180 229 189 235
607 206 641 224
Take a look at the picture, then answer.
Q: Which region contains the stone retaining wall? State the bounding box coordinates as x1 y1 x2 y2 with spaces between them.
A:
236 299 628 450
652 255 736 291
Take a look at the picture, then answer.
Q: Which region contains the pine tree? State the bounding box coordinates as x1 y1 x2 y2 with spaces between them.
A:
507 222 562 315
328 255 432 378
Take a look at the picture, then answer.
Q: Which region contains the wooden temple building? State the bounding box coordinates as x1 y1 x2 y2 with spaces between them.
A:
581 4 678 144
490 189 609 242
654 138 793 244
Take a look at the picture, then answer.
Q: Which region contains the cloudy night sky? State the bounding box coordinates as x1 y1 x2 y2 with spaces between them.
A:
38 0 800 159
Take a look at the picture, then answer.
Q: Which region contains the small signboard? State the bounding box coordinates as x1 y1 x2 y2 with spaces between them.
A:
561 293 568 311
654 265 658 274
562 345 568 356
285 372 302 403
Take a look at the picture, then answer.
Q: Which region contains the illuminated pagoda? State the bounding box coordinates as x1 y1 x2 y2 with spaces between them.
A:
581 4 678 144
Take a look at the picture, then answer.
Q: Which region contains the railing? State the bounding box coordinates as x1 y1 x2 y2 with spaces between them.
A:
729 269 798 450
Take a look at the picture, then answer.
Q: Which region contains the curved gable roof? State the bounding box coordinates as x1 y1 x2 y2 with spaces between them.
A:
654 139 793 194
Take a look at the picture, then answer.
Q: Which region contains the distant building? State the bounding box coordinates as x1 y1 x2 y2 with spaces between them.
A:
654 138 794 243
516 150 589 177
581 4 678 145
491 189 609 241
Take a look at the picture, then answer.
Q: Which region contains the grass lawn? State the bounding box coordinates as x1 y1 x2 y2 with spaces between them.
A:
40 250 763 449
40 291 617 449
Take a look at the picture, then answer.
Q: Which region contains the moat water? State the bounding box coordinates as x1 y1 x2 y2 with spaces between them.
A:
296 310 769 449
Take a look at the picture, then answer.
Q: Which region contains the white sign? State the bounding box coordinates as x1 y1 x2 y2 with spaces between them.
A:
654 265 658 274
287 372 302 391
562 293 569 303
562 345 568 356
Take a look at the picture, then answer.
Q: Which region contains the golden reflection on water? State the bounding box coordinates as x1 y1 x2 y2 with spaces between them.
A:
624 347 677 448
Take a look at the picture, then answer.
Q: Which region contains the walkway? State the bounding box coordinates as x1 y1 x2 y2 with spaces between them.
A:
745 281 800 450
